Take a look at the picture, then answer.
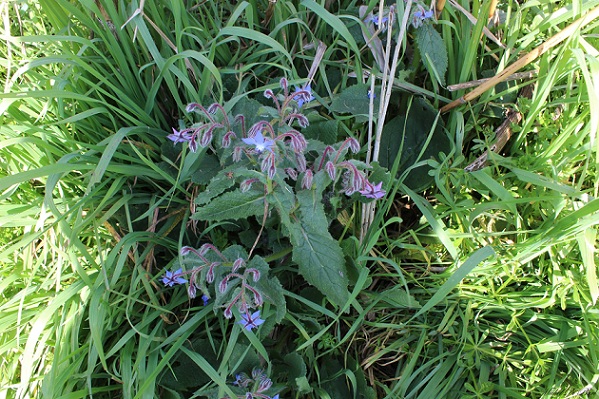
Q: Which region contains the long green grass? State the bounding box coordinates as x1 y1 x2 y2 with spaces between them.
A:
1 0 599 398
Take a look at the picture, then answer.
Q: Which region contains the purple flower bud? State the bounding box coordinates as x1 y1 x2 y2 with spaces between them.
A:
267 162 276 180
263 89 276 100
189 138 198 153
233 258 245 272
252 368 263 379
223 304 233 319
188 284 197 298
295 153 307 172
285 168 298 180
344 185 357 196
260 155 272 175
219 278 228 293
185 103 200 113
295 113 309 128
325 161 336 180
301 169 313 190
206 103 219 114
222 131 237 148
233 146 243 162
240 179 256 193
253 290 263 307
257 376 272 392
206 263 214 284
279 77 288 90
198 244 211 256
291 132 308 152
199 129 213 147
353 170 365 191
247 268 261 282
180 246 194 255
347 137 360 153
287 113 310 128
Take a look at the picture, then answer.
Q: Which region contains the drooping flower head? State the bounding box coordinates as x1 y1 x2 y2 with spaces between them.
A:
292 85 315 108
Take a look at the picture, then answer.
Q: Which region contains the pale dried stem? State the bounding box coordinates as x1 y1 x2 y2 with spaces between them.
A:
447 71 537 91
441 5 599 113
360 0 414 241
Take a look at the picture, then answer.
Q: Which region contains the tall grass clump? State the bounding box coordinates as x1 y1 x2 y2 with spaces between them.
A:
1 0 599 398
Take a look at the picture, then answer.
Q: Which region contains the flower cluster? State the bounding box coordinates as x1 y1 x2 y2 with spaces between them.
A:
230 369 279 399
162 78 387 332
412 5 434 28
366 13 389 28
168 102 232 153
314 137 385 198
161 244 267 331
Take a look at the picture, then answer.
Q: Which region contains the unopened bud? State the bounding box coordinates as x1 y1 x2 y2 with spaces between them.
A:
301 169 313 190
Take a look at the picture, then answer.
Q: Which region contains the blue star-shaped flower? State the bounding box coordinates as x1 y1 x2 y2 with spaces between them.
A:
161 268 188 287
238 310 265 331
242 132 275 153
367 14 389 27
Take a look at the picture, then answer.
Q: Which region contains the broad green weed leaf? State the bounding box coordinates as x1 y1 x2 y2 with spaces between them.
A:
330 84 380 116
193 189 265 221
191 154 221 185
290 172 349 308
379 286 421 309
195 171 236 205
415 23 448 85
379 97 450 191
302 114 339 144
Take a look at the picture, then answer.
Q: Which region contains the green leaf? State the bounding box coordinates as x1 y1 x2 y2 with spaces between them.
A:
195 170 236 205
379 286 421 309
158 338 218 390
378 97 450 191
415 23 448 85
251 257 287 323
284 172 350 308
191 154 221 185
302 114 339 144
330 84 379 116
192 189 265 221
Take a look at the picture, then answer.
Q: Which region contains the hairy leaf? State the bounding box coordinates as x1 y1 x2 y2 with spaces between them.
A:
193 189 265 221
415 23 448 85
195 170 236 205
330 84 380 116
284 172 349 307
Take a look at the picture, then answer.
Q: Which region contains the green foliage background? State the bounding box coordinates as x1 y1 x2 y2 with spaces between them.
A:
1 0 599 398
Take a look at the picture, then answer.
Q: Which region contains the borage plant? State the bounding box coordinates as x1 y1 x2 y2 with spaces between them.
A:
162 78 386 336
